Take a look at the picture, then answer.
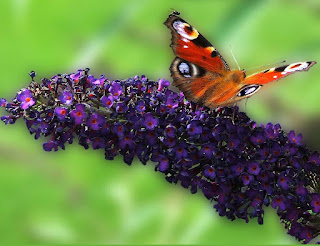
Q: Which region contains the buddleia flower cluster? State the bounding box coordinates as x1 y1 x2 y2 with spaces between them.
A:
1 69 320 244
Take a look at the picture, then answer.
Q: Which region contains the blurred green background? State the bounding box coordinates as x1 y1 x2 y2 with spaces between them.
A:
0 0 319 244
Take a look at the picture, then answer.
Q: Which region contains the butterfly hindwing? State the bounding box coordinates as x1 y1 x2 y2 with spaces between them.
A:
164 12 230 74
244 61 316 85
170 57 244 108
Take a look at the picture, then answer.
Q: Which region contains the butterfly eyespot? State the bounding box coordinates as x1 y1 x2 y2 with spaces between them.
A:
178 62 192 78
237 85 261 98
175 59 206 79
172 20 198 40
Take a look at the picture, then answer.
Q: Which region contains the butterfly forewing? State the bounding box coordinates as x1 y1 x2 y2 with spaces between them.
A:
164 12 230 74
244 61 316 85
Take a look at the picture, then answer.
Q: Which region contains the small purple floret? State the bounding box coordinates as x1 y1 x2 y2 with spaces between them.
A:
109 82 123 97
17 90 35 109
59 91 73 105
70 104 87 124
55 107 68 121
101 95 114 108
187 120 202 136
311 194 320 213
157 78 170 91
271 195 287 211
87 113 104 130
143 112 158 130
288 130 303 146
0 98 7 107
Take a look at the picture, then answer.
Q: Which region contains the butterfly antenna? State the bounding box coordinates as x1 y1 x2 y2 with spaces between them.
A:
246 60 287 72
245 98 249 110
229 45 241 70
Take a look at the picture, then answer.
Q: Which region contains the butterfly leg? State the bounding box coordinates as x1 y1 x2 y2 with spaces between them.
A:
231 104 238 125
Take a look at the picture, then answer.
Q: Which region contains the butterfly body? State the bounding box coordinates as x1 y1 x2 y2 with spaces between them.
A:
165 12 316 108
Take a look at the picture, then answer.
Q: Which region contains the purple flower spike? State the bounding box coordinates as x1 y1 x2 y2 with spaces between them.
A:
2 69 320 244
59 91 73 105
17 90 35 109
70 104 87 124
143 112 158 130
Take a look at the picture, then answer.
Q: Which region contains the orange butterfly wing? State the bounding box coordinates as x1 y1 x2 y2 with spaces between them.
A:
244 61 316 85
164 12 229 74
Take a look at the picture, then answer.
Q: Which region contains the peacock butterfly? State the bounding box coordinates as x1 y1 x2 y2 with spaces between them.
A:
164 11 316 108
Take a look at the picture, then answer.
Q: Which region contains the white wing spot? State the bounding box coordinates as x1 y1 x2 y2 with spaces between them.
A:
284 62 309 73
183 45 188 48
182 38 190 43
273 75 277 78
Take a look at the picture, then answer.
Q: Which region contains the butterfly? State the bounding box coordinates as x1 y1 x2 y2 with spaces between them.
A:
164 11 316 108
